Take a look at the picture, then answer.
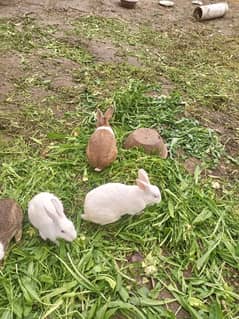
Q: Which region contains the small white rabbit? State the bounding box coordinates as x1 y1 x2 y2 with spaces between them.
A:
28 192 77 244
82 169 161 225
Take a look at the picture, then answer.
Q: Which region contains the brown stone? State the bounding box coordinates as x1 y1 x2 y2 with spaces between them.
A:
124 128 168 158
120 0 138 9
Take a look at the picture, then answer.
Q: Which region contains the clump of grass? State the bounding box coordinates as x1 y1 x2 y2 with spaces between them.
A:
0 17 51 52
73 15 133 43
114 81 223 166
72 63 156 98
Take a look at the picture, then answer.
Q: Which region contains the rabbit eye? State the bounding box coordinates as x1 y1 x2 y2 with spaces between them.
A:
61 230 65 233
154 195 158 198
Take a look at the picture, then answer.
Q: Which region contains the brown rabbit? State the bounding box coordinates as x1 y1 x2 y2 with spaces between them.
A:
0 199 23 261
86 107 118 171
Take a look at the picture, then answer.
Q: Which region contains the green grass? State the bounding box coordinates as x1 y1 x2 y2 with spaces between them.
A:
0 16 238 319
72 16 239 110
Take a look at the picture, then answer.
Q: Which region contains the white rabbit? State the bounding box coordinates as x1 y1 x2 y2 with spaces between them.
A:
82 169 161 225
28 192 77 244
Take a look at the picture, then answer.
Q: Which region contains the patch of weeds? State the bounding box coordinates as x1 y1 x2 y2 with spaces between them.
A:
0 17 92 64
151 32 239 111
72 16 239 112
14 75 52 92
73 16 169 48
0 17 52 52
43 38 93 64
73 15 132 43
73 63 157 98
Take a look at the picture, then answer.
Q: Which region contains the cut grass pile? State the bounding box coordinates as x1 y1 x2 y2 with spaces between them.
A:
0 16 238 319
0 84 238 319
113 82 223 167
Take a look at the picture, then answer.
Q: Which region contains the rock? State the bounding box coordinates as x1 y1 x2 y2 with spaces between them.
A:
120 0 138 9
124 128 168 158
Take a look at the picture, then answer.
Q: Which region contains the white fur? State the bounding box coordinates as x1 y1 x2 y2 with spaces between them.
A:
0 242 4 260
96 126 114 136
28 192 77 244
82 169 161 225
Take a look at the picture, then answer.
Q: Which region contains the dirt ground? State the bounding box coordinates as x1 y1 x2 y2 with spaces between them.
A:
0 0 239 33
1 0 238 107
1 0 239 101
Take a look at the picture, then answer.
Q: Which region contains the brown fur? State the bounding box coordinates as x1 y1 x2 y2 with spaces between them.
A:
86 107 118 171
0 199 23 254
87 130 118 170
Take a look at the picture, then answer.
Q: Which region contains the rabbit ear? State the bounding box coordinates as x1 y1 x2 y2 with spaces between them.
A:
136 179 150 191
104 107 114 121
44 199 64 221
51 199 64 218
96 109 104 126
44 205 57 222
138 169 150 184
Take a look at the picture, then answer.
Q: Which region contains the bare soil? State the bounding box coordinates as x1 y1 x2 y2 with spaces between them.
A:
1 0 238 104
1 0 238 34
0 54 22 103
